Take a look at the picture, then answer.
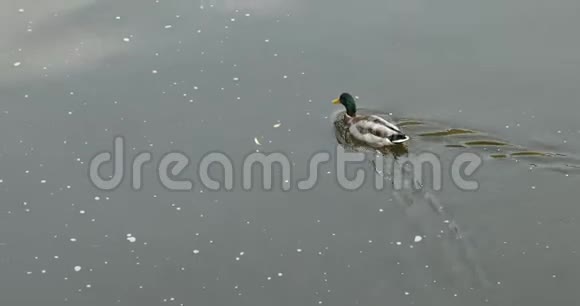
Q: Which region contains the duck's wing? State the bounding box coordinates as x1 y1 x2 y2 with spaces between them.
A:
349 117 409 145
367 115 403 134
349 122 389 146
364 115 410 143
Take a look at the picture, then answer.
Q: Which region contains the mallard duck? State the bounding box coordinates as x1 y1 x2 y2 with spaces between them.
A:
332 93 410 147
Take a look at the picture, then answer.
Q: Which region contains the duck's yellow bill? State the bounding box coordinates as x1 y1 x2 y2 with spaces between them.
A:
332 98 340 104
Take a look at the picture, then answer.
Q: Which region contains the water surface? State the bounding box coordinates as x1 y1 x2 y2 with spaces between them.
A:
1 0 579 305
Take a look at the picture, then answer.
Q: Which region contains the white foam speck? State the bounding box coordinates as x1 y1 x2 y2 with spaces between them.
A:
123 37 131 42
74 266 82 272
254 137 261 145
164 25 173 29
152 70 158 74
13 62 22 67
273 123 281 128
94 196 100 201
414 235 423 243
277 272 283 277
193 249 200 254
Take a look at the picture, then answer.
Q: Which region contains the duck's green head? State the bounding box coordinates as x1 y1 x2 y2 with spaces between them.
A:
332 93 357 116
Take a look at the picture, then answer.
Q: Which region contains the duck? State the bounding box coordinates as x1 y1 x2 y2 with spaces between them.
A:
332 93 410 147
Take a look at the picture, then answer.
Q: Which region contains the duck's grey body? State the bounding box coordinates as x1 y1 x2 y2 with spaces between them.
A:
347 114 410 146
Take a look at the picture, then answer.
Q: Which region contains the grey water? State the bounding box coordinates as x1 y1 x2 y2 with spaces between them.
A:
1 0 579 305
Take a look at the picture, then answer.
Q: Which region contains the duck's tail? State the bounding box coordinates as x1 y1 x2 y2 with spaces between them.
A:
390 134 410 144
